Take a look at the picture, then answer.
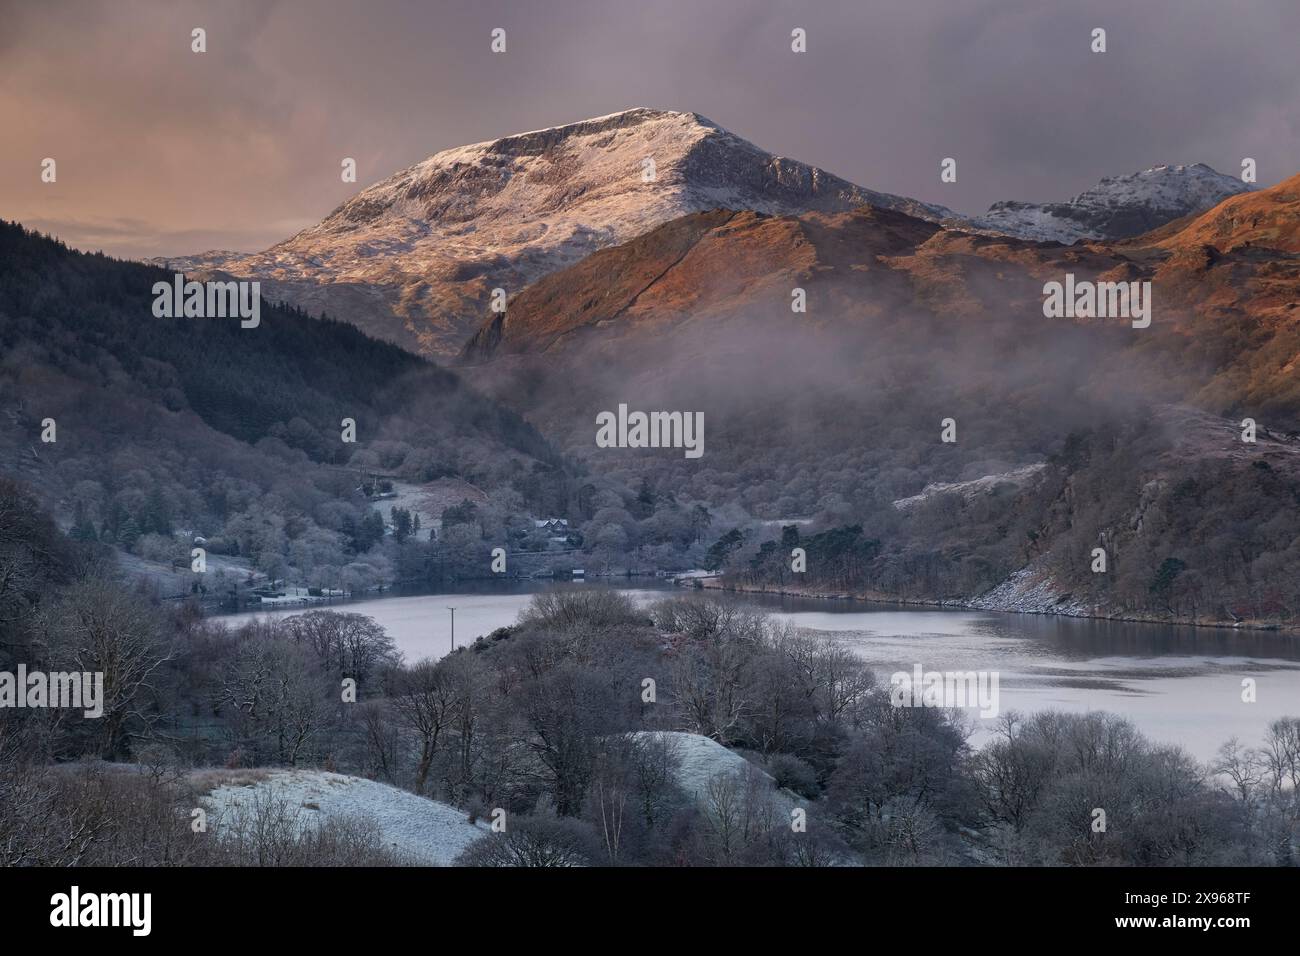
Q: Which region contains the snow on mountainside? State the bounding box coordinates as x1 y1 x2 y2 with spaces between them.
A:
892 463 1047 512
958 163 1252 244
152 108 1250 353
154 108 952 356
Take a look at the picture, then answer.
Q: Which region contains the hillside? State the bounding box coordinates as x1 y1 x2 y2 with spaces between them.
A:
456 178 1300 625
0 222 568 592
200 769 489 866
463 175 1300 429
631 731 799 816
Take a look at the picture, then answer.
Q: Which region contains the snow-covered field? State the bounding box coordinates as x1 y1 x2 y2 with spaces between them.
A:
114 549 256 600
200 769 488 866
368 477 490 536
632 731 798 814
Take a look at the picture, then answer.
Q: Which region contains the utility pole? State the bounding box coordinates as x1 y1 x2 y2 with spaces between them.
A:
447 606 456 654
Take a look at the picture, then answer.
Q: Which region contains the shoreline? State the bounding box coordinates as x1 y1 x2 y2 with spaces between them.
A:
201 570 1299 638
206 575 678 618
695 578 1300 636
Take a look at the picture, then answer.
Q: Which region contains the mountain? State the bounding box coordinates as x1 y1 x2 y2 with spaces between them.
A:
456 174 1300 626
154 110 1249 358
154 108 952 357
464 173 1300 421
1149 168 1300 253
118 103 1300 625
958 163 1252 244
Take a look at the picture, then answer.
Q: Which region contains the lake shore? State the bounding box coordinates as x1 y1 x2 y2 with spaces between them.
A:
694 577 1300 636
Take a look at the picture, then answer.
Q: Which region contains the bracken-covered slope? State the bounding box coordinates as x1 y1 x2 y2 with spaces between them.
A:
154 108 953 357
464 172 1300 427
455 174 1300 626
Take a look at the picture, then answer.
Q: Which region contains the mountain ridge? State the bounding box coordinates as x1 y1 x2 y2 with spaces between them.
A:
152 108 1254 359
448 173 1300 627
957 162 1253 244
153 108 952 356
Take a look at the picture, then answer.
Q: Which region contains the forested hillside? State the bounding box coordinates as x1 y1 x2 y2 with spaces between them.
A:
460 181 1300 626
0 222 571 591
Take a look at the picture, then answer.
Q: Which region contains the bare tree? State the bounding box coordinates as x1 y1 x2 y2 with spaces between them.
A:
1260 717 1300 800
455 814 597 867
697 766 782 865
218 636 330 765
389 658 454 793
279 611 400 685
356 699 400 783
36 575 170 757
668 635 752 744
1211 737 1266 809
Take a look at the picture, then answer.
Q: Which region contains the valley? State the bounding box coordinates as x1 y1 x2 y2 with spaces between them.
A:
4 0 1300 883
8 112 1300 630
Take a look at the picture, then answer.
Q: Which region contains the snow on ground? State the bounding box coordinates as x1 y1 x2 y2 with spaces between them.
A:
892 462 1046 512
200 769 488 866
368 477 490 537
632 731 798 814
673 569 721 580
115 549 256 599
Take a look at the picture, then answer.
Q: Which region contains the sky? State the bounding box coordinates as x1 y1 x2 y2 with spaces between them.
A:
2 0 1298 259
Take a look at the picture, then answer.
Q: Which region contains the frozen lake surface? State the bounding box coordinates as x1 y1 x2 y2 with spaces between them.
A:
221 583 1300 761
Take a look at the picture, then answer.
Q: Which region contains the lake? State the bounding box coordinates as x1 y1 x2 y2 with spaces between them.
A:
220 582 1300 761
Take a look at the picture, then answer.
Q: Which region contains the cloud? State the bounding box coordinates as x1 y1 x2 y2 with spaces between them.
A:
1 0 1297 258
20 216 313 259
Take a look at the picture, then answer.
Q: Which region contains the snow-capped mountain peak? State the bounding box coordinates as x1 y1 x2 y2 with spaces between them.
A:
962 162 1252 244
293 106 950 249
154 108 951 356
153 109 1252 354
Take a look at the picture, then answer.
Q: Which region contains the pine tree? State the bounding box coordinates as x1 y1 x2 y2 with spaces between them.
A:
71 500 98 541
118 515 141 550
145 486 173 535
